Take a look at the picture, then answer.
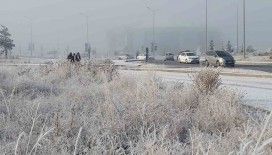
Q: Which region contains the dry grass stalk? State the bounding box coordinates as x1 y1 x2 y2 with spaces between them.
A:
0 63 271 154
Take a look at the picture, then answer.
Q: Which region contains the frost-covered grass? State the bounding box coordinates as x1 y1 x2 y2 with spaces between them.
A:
0 61 272 154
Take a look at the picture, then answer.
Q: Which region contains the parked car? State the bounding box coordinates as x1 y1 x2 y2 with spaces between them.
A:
177 51 199 64
136 54 155 61
137 54 146 60
117 54 133 60
164 53 175 61
202 51 235 67
199 56 208 66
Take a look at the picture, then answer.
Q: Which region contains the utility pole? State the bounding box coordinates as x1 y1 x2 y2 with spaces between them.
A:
80 13 90 60
152 10 155 56
85 15 89 43
243 0 246 59
147 7 156 58
205 0 208 53
19 44 22 57
25 17 33 57
237 2 239 53
30 23 33 57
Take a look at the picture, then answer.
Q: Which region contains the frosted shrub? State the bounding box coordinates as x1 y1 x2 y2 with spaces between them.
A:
192 67 221 95
194 89 245 134
0 64 271 154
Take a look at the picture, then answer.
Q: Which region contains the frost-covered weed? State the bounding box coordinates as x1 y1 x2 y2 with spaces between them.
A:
0 63 271 154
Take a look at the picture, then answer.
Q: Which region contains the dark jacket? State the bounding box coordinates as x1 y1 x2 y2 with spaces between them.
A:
75 52 81 62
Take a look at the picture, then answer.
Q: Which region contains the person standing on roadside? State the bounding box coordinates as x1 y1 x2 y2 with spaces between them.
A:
145 47 149 62
75 52 81 62
72 53 76 62
67 52 73 62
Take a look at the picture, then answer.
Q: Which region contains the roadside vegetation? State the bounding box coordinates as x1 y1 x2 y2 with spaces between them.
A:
0 61 272 154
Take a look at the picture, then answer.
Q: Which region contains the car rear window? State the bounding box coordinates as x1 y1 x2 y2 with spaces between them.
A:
216 51 230 57
186 53 196 56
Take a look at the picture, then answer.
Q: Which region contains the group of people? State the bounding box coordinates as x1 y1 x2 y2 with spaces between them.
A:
67 52 81 63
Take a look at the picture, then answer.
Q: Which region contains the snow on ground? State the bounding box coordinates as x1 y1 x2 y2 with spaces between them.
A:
144 64 271 76
235 55 272 62
221 76 272 110
1 59 271 110
113 60 143 67
0 57 59 64
120 70 272 110
117 60 272 109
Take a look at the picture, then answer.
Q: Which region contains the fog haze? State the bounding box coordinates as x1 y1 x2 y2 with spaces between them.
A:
1 0 272 56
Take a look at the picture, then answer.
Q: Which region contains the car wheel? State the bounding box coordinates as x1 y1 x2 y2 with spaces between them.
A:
203 60 209 67
178 58 182 63
216 61 220 67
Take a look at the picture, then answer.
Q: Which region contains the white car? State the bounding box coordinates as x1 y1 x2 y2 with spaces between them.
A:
117 55 129 60
117 54 133 60
137 54 146 60
178 52 200 64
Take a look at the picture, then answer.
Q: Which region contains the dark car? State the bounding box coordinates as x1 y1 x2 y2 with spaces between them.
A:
202 51 235 67
164 53 175 61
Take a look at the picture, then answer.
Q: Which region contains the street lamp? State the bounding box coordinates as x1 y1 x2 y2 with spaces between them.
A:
25 16 33 57
243 0 246 59
205 0 208 53
236 1 239 53
146 6 157 58
80 13 91 59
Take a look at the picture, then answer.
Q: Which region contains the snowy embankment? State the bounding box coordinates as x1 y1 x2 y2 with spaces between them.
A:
120 69 272 111
1 61 272 154
116 60 272 110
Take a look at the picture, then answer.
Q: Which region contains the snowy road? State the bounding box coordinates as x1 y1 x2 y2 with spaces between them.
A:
121 70 272 110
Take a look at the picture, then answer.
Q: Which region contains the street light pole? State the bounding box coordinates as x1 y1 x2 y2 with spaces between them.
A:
243 0 246 59
237 1 239 53
80 13 90 59
25 17 33 57
152 11 155 48
205 0 208 53
147 7 156 58
31 23 33 57
85 15 89 43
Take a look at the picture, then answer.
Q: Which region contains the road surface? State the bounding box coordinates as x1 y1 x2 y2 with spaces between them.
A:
147 60 272 73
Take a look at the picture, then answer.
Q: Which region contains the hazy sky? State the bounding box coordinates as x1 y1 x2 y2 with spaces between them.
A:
0 0 272 55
